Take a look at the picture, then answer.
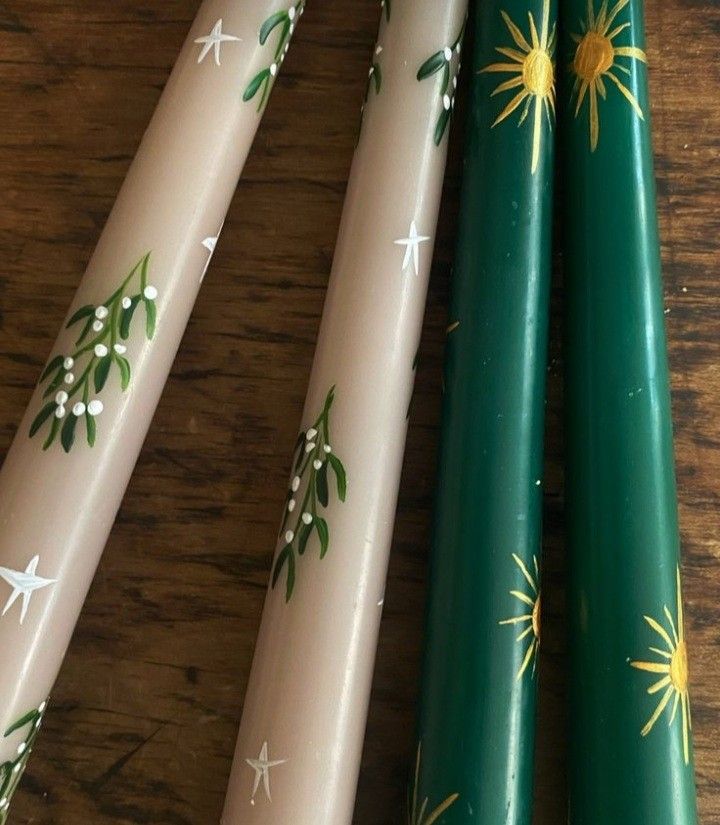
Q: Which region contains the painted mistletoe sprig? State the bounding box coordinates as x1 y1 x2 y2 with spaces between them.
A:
272 386 347 602
29 253 159 453
417 18 466 145
243 1 305 112
0 701 47 823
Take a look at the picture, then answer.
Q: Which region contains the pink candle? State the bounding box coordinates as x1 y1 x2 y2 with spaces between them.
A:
222 2 468 822
0 1 304 818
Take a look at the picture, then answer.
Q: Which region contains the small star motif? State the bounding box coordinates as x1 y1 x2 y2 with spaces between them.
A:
0 555 57 624
394 221 430 276
195 19 241 66
246 741 286 802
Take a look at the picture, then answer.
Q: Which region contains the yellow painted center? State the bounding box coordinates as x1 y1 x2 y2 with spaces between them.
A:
532 593 541 640
523 48 553 97
573 32 614 81
670 640 688 692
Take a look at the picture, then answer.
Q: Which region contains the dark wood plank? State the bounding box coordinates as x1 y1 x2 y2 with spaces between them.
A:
0 1 716 822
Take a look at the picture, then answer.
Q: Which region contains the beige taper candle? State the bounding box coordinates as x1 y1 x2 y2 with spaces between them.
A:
222 2 468 822
0 0 305 817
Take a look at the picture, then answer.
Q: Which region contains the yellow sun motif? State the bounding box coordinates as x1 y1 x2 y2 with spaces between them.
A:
480 0 556 174
408 741 459 825
499 553 541 680
630 566 692 765
570 0 647 151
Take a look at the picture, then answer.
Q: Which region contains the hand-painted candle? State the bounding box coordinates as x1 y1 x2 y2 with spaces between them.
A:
221 2 468 822
0 1 304 817
561 0 698 822
412 0 556 822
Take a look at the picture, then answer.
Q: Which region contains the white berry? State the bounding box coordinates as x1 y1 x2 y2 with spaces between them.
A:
444 47 453 61
94 344 108 358
292 476 300 492
63 357 74 369
72 402 86 417
323 444 332 453
87 399 104 416
122 296 132 309
313 459 322 470
288 6 296 19
55 406 66 419
143 285 158 300
443 94 451 111
64 372 74 384
95 305 109 319
92 320 104 332
270 63 278 76
114 343 127 354
306 428 318 440
288 499 296 512
55 390 68 405
305 442 316 453
285 530 294 543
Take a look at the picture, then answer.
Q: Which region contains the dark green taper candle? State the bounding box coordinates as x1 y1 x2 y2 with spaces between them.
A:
411 0 556 821
561 0 698 822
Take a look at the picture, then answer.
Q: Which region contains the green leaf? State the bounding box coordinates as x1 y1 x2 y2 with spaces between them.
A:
119 295 141 339
274 20 291 60
61 413 78 453
94 354 112 393
139 252 150 291
294 433 306 471
259 10 287 45
43 415 60 450
40 355 64 383
372 63 382 94
65 304 94 328
434 107 451 146
315 516 329 558
243 69 270 102
417 51 447 81
4 709 38 737
297 522 313 555
383 0 391 20
145 299 157 339
29 402 57 438
271 545 295 602
42 371 65 399
76 314 94 346
85 411 96 447
116 355 131 390
327 453 347 501
316 461 329 507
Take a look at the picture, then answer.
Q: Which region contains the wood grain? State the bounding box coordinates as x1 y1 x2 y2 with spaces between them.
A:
0 1 717 822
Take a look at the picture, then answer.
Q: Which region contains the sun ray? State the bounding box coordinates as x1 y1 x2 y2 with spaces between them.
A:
518 95 533 125
528 12 540 49
501 11 533 52
496 46 527 63
493 90 531 126
517 639 536 680
499 613 533 624
603 0 630 32
641 685 674 736
512 552 538 593
570 0 646 150
511 588 535 606
485 61 527 73
630 567 692 765
492 76 526 96
517 624 534 641
407 741 459 825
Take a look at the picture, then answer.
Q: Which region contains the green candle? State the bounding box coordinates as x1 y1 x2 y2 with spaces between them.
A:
561 0 698 821
412 0 556 821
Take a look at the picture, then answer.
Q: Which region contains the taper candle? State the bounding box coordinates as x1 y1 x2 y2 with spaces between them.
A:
412 0 556 822
221 2 467 822
0 0 305 816
561 0 698 821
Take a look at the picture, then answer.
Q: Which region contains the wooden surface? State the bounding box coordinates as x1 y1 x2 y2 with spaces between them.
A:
0 1 717 822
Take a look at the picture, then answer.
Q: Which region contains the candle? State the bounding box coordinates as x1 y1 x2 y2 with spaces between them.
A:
412 0 556 821
561 0 698 821
221 2 467 822
0 1 304 817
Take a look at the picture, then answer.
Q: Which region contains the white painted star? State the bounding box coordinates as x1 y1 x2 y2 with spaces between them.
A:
0 555 57 625
195 19 241 66
246 741 286 802
394 221 431 276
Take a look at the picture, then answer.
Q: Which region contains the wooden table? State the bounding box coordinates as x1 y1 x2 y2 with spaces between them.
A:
0 1 717 822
